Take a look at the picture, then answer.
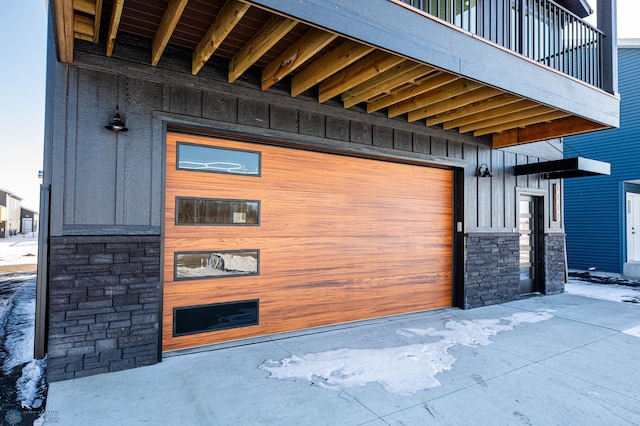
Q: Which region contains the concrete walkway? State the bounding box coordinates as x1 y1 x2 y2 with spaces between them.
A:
44 294 640 425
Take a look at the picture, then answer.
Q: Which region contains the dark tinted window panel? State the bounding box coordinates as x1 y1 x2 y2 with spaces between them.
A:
177 142 261 176
174 300 259 336
175 250 259 280
176 198 260 225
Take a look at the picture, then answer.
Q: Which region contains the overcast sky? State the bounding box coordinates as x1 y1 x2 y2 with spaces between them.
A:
1 0 639 211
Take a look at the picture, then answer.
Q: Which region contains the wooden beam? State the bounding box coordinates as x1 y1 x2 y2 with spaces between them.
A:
54 0 75 63
342 62 431 108
192 0 251 75
151 0 189 66
106 0 125 57
261 28 337 90
492 117 611 148
93 0 103 43
366 71 458 113
408 86 502 122
473 110 571 137
318 51 404 103
459 105 554 134
229 15 298 83
428 93 521 127
291 40 373 97
389 79 482 119
443 99 538 130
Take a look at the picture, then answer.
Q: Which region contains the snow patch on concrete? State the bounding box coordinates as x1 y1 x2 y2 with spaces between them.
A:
566 279 640 304
0 237 38 266
261 310 554 396
623 325 640 338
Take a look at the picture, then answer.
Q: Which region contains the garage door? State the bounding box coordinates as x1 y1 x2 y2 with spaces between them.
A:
163 132 453 351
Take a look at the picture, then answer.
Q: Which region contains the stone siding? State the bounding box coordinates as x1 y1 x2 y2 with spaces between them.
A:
46 235 161 382
465 233 520 308
545 233 566 295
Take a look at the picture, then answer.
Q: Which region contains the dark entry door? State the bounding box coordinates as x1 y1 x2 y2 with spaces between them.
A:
519 195 543 294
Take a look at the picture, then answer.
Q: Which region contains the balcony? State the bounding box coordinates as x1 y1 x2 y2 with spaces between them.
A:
51 0 618 147
401 0 604 90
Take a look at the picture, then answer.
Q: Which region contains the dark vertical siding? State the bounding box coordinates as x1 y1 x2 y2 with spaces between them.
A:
50 39 565 236
564 47 640 274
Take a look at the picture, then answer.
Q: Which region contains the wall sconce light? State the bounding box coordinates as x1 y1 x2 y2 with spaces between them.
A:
477 163 492 178
105 106 129 132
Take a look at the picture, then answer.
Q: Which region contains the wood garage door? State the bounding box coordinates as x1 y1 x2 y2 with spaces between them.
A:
163 132 453 351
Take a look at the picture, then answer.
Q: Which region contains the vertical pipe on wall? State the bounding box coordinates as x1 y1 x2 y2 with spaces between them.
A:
34 185 50 359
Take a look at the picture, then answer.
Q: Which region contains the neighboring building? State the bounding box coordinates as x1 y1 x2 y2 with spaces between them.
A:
20 207 39 235
564 39 640 278
0 188 22 238
38 0 619 381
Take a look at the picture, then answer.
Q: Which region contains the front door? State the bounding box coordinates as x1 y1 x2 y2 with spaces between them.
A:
627 193 640 262
519 195 542 294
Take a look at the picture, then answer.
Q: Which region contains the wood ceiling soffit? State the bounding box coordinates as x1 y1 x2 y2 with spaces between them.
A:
492 116 610 148
261 28 337 90
152 0 189 66
73 0 102 42
342 62 431 108
459 104 553 134
473 109 571 136
228 15 298 83
106 0 125 56
291 41 374 97
408 86 502 122
367 72 458 113
54 0 75 63
318 51 404 103
389 79 482 119
192 0 251 75
444 99 538 130
74 0 95 14
74 14 95 41
431 93 521 127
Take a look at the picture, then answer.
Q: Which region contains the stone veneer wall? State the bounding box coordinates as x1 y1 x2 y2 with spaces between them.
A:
544 233 566 295
464 233 520 308
47 235 161 382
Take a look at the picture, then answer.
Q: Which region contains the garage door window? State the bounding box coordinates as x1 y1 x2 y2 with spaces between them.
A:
174 300 259 336
177 142 261 176
175 250 259 280
176 198 260 225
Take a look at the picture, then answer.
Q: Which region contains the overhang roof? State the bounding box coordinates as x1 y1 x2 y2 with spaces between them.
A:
556 0 593 18
513 157 610 179
51 0 612 148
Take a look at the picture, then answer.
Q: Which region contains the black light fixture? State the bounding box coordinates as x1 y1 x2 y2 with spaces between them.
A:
476 163 492 178
105 106 128 132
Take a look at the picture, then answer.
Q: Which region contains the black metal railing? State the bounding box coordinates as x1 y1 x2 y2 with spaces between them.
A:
401 0 603 89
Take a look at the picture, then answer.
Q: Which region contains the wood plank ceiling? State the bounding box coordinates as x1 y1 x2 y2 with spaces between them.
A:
52 0 609 148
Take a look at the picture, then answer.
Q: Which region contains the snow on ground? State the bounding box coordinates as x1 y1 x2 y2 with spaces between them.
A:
261 310 555 396
0 237 46 415
0 235 38 266
565 278 640 304
0 273 46 409
566 276 640 338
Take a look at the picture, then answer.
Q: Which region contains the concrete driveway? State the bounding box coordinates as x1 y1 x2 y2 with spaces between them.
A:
43 293 640 425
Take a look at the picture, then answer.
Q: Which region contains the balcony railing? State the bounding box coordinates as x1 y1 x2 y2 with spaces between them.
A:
401 0 603 89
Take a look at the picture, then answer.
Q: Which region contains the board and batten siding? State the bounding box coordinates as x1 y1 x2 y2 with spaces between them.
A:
564 46 640 274
48 40 563 237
